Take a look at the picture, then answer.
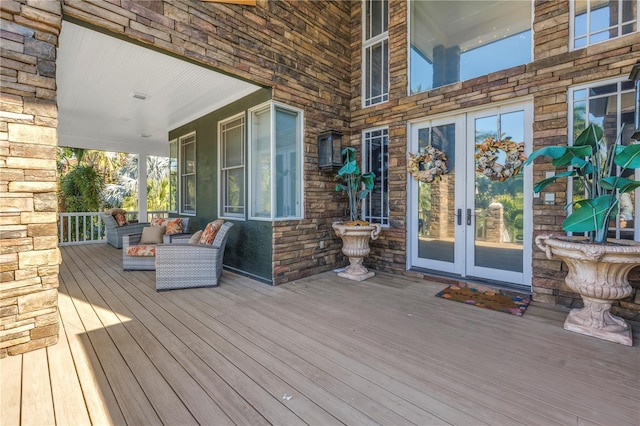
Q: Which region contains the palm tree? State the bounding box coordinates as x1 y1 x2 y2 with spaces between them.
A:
147 156 170 211
59 148 171 217
102 154 170 212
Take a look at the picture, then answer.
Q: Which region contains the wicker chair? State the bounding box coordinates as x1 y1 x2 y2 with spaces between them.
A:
122 218 191 271
101 213 149 249
155 222 234 291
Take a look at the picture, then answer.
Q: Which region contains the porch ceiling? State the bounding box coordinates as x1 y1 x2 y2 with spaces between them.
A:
57 21 262 156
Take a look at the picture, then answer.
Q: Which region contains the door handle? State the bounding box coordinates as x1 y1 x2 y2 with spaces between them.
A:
467 209 472 226
457 209 462 226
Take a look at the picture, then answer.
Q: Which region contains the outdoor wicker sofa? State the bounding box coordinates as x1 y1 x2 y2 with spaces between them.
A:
101 213 149 249
155 221 234 291
122 217 191 271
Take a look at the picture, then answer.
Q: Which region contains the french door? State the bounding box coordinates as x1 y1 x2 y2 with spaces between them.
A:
409 102 533 289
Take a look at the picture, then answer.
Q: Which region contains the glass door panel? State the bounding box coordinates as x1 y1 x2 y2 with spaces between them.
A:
417 124 456 264
469 109 527 282
411 119 462 274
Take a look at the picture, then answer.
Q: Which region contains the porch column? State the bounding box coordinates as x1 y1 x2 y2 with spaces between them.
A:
1 2 63 356
138 152 148 222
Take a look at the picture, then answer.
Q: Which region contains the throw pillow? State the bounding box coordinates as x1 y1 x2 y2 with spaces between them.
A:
150 217 166 227
164 218 183 235
114 212 128 226
188 230 203 244
140 226 165 244
199 219 224 245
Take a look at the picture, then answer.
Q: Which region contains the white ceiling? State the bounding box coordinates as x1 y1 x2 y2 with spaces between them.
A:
57 21 262 156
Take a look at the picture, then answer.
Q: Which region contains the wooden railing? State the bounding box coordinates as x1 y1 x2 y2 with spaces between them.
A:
58 210 173 246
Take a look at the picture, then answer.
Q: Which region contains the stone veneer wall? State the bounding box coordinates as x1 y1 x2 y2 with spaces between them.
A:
348 1 640 319
1 0 63 357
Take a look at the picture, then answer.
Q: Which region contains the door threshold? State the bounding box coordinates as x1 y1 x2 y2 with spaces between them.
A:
406 267 531 296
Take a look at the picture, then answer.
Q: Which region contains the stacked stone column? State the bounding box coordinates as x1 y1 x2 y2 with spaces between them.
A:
1 0 62 357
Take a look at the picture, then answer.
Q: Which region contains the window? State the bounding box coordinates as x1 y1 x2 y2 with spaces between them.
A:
571 0 638 49
275 106 302 218
569 79 637 239
363 127 389 225
410 1 532 94
169 139 178 212
179 132 196 215
363 0 389 107
250 106 271 218
220 114 245 218
249 102 303 220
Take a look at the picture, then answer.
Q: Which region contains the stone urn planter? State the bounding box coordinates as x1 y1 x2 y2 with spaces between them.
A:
333 222 381 281
536 235 640 346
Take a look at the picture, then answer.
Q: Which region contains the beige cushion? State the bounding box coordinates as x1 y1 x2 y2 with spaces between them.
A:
139 226 165 244
188 230 203 244
105 208 126 216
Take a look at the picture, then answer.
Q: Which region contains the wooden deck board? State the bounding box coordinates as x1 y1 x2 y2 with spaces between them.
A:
1 243 638 425
1 351 21 425
47 309 92 426
20 348 54 425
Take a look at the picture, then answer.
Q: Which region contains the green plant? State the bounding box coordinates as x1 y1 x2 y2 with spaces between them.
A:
524 123 640 243
59 164 104 212
335 147 375 222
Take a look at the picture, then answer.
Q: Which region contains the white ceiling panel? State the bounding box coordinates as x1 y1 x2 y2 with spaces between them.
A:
57 21 262 156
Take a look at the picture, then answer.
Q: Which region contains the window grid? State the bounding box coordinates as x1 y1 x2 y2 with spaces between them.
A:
363 0 389 107
363 127 390 226
220 115 245 219
179 132 196 215
571 0 638 49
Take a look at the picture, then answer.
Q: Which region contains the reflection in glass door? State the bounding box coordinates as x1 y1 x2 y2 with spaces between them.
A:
417 123 457 266
410 102 532 288
468 109 529 283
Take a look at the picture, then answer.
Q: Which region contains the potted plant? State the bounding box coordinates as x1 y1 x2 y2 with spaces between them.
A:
524 123 640 345
332 146 382 281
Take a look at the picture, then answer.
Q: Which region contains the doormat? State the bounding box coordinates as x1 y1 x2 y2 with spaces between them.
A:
435 285 530 316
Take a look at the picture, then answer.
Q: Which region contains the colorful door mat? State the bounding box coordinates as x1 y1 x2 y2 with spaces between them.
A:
435 285 531 316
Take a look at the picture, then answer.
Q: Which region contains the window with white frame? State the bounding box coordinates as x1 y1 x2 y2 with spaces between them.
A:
571 0 638 49
363 127 389 225
569 78 638 240
363 0 389 107
249 102 303 220
179 132 196 215
220 114 245 218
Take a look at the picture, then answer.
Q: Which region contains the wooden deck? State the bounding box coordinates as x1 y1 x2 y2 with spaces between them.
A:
2 243 639 425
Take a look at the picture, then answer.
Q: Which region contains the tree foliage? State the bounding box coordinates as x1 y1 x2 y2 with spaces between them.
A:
58 148 170 214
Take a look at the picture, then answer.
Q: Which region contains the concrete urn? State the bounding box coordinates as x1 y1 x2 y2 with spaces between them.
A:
536 235 640 346
332 222 382 281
